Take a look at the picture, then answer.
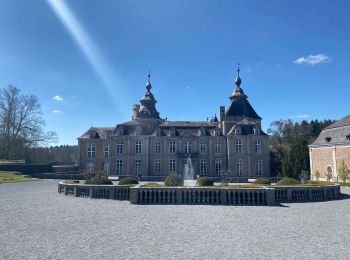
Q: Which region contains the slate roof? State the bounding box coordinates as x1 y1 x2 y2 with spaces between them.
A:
324 114 350 130
311 114 350 146
79 127 115 139
159 121 218 128
225 95 261 119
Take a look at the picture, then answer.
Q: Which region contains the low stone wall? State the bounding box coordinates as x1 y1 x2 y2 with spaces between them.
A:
58 182 131 200
58 183 341 206
129 187 275 206
273 185 340 203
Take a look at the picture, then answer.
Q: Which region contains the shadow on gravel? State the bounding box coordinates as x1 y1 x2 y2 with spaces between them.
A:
339 193 350 200
276 204 290 208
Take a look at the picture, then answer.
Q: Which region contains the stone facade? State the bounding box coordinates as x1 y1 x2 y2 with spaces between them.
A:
309 114 350 182
78 68 270 181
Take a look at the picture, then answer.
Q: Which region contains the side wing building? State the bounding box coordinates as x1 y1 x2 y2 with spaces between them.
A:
309 114 350 182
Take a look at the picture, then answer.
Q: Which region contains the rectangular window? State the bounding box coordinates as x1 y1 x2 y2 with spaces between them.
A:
215 160 222 175
87 162 95 172
169 141 176 154
87 144 96 158
169 159 176 173
116 160 122 175
135 159 141 176
256 160 263 176
235 140 242 154
116 141 123 154
200 159 207 175
104 143 109 158
184 142 191 154
135 141 142 154
155 142 161 154
215 141 221 154
254 141 262 154
199 141 207 154
155 159 161 175
236 159 243 176
103 162 108 174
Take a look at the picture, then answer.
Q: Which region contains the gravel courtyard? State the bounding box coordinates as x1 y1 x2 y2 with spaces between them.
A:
1 180 349 260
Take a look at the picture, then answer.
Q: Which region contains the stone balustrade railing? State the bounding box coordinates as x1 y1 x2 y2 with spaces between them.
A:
58 182 340 206
129 187 276 206
58 182 132 200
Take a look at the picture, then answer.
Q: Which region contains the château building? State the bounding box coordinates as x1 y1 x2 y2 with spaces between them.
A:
309 114 350 182
78 67 270 181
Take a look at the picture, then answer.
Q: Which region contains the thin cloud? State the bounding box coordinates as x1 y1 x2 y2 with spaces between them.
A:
294 54 331 65
53 95 63 101
52 110 61 113
291 114 311 119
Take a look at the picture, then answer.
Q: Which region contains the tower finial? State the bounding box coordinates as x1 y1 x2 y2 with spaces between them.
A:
146 69 152 91
235 63 242 86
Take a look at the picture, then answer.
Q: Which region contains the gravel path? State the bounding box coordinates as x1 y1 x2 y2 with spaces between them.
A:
1 180 350 260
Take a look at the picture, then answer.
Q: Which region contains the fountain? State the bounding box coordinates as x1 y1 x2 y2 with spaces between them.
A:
183 156 197 186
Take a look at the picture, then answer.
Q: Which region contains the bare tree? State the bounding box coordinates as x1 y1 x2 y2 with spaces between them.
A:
0 85 57 159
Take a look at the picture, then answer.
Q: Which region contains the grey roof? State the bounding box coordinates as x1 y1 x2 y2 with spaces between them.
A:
79 127 115 139
311 114 350 146
324 114 350 130
159 121 218 128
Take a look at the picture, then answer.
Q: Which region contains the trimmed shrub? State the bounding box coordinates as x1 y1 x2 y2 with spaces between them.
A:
85 170 113 185
143 182 162 187
164 174 184 186
277 177 300 186
118 176 139 185
253 178 271 185
197 176 214 186
63 180 79 184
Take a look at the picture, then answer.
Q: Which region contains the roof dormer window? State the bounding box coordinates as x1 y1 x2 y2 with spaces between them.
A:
325 137 331 142
170 129 175 137
346 135 350 141
156 128 161 136
117 128 124 136
136 127 142 136
235 128 241 135
254 129 260 135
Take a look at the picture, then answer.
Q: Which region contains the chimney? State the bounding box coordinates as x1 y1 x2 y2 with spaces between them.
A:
219 106 225 122
132 104 140 119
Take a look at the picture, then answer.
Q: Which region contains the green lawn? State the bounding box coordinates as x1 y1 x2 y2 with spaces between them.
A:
0 171 37 183
0 160 25 164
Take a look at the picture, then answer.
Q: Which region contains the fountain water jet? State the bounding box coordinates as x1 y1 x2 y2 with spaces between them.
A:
183 156 196 186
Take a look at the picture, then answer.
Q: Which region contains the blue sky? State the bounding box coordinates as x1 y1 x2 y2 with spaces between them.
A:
1 0 349 145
